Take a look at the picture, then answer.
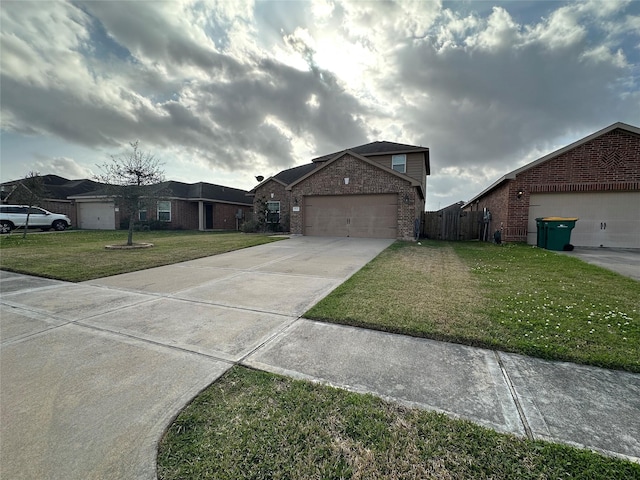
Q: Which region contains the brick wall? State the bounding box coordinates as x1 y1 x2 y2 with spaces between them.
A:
170 200 198 229
289 153 420 240
253 179 290 227
465 128 640 242
160 200 252 230
213 203 251 230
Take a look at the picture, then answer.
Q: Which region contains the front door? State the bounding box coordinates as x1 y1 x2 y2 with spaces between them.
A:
205 204 213 230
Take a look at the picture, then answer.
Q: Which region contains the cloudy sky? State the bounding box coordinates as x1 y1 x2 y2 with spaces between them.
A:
1 0 639 209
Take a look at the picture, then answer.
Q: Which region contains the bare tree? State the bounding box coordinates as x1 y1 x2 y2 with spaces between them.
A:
95 141 168 246
9 171 47 238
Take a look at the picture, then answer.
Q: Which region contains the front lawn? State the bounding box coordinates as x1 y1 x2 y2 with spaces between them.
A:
306 241 640 372
0 230 285 282
157 367 640 480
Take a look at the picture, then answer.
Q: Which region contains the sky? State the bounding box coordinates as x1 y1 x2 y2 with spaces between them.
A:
1 0 639 210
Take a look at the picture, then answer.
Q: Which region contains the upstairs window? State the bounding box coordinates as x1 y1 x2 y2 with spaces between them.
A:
266 201 280 223
392 154 406 173
157 201 171 222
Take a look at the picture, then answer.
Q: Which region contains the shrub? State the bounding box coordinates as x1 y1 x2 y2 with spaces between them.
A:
241 219 261 233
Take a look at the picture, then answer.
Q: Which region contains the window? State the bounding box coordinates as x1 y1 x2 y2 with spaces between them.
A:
392 154 406 173
157 201 171 222
139 208 147 221
6 206 27 214
266 201 280 223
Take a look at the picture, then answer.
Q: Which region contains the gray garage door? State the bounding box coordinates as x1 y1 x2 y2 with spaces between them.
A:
78 202 116 230
528 192 640 248
304 194 397 238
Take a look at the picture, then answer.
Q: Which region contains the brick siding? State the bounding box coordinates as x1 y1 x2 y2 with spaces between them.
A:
289 153 421 240
213 203 250 230
253 179 290 225
465 128 640 242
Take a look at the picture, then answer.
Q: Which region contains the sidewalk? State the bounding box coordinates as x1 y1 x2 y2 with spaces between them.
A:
1 237 639 480
245 318 640 462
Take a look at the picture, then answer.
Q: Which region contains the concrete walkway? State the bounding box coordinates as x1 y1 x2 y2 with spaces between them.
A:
1 237 639 480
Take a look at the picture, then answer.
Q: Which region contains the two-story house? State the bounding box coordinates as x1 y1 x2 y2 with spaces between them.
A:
249 141 430 240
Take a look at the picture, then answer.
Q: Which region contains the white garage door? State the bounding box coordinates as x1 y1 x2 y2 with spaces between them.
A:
304 194 398 238
78 202 116 230
528 192 640 248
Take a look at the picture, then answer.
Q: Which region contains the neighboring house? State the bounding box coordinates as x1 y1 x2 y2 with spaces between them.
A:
69 180 253 231
250 141 430 240
462 122 640 248
0 174 101 227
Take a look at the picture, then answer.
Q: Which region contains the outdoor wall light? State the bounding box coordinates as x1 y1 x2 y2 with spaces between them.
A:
294 197 298 205
403 193 410 204
270 193 274 198
344 177 349 185
517 190 524 199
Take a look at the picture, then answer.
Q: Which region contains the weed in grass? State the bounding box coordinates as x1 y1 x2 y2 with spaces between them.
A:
307 240 640 371
456 242 640 370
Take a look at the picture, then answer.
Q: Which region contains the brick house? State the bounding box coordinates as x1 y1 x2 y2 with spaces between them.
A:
0 174 102 228
70 180 253 231
249 141 430 240
2 175 254 231
462 122 640 248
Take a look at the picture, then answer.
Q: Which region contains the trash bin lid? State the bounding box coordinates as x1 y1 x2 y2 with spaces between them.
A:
540 217 578 221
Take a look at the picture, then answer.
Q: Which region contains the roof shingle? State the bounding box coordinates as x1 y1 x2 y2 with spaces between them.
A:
312 141 428 163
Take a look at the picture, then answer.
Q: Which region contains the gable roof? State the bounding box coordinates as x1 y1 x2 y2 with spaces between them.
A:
164 181 252 205
312 141 430 174
463 122 640 207
248 163 319 193
1 174 102 201
275 163 319 184
68 179 252 205
287 149 425 199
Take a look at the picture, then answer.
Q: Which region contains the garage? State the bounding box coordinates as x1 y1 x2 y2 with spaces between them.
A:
528 192 640 248
304 194 398 238
78 202 116 230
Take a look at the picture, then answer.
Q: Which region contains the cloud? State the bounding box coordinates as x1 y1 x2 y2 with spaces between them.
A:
1 0 639 208
391 1 639 183
1 0 371 176
32 156 95 179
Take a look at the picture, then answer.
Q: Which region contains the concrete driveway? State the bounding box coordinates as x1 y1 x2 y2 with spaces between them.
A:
1 237 639 480
0 237 393 480
555 247 640 281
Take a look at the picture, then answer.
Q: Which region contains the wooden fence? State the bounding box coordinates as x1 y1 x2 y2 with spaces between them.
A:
422 210 483 241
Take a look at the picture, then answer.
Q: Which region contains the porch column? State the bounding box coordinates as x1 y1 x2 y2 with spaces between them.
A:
198 201 204 231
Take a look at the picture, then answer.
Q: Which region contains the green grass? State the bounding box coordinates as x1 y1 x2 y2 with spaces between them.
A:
306 240 640 372
0 230 284 281
158 366 640 480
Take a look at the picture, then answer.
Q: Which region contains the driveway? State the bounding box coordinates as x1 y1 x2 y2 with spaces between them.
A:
0 237 393 480
1 237 639 480
555 247 640 281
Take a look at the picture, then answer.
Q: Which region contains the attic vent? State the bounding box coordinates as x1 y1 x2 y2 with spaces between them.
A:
599 148 623 172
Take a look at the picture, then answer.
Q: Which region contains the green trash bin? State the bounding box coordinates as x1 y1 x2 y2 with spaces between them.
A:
535 217 578 251
535 218 548 248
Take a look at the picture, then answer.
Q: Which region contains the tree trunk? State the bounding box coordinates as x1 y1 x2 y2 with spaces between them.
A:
127 215 134 246
22 212 31 239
